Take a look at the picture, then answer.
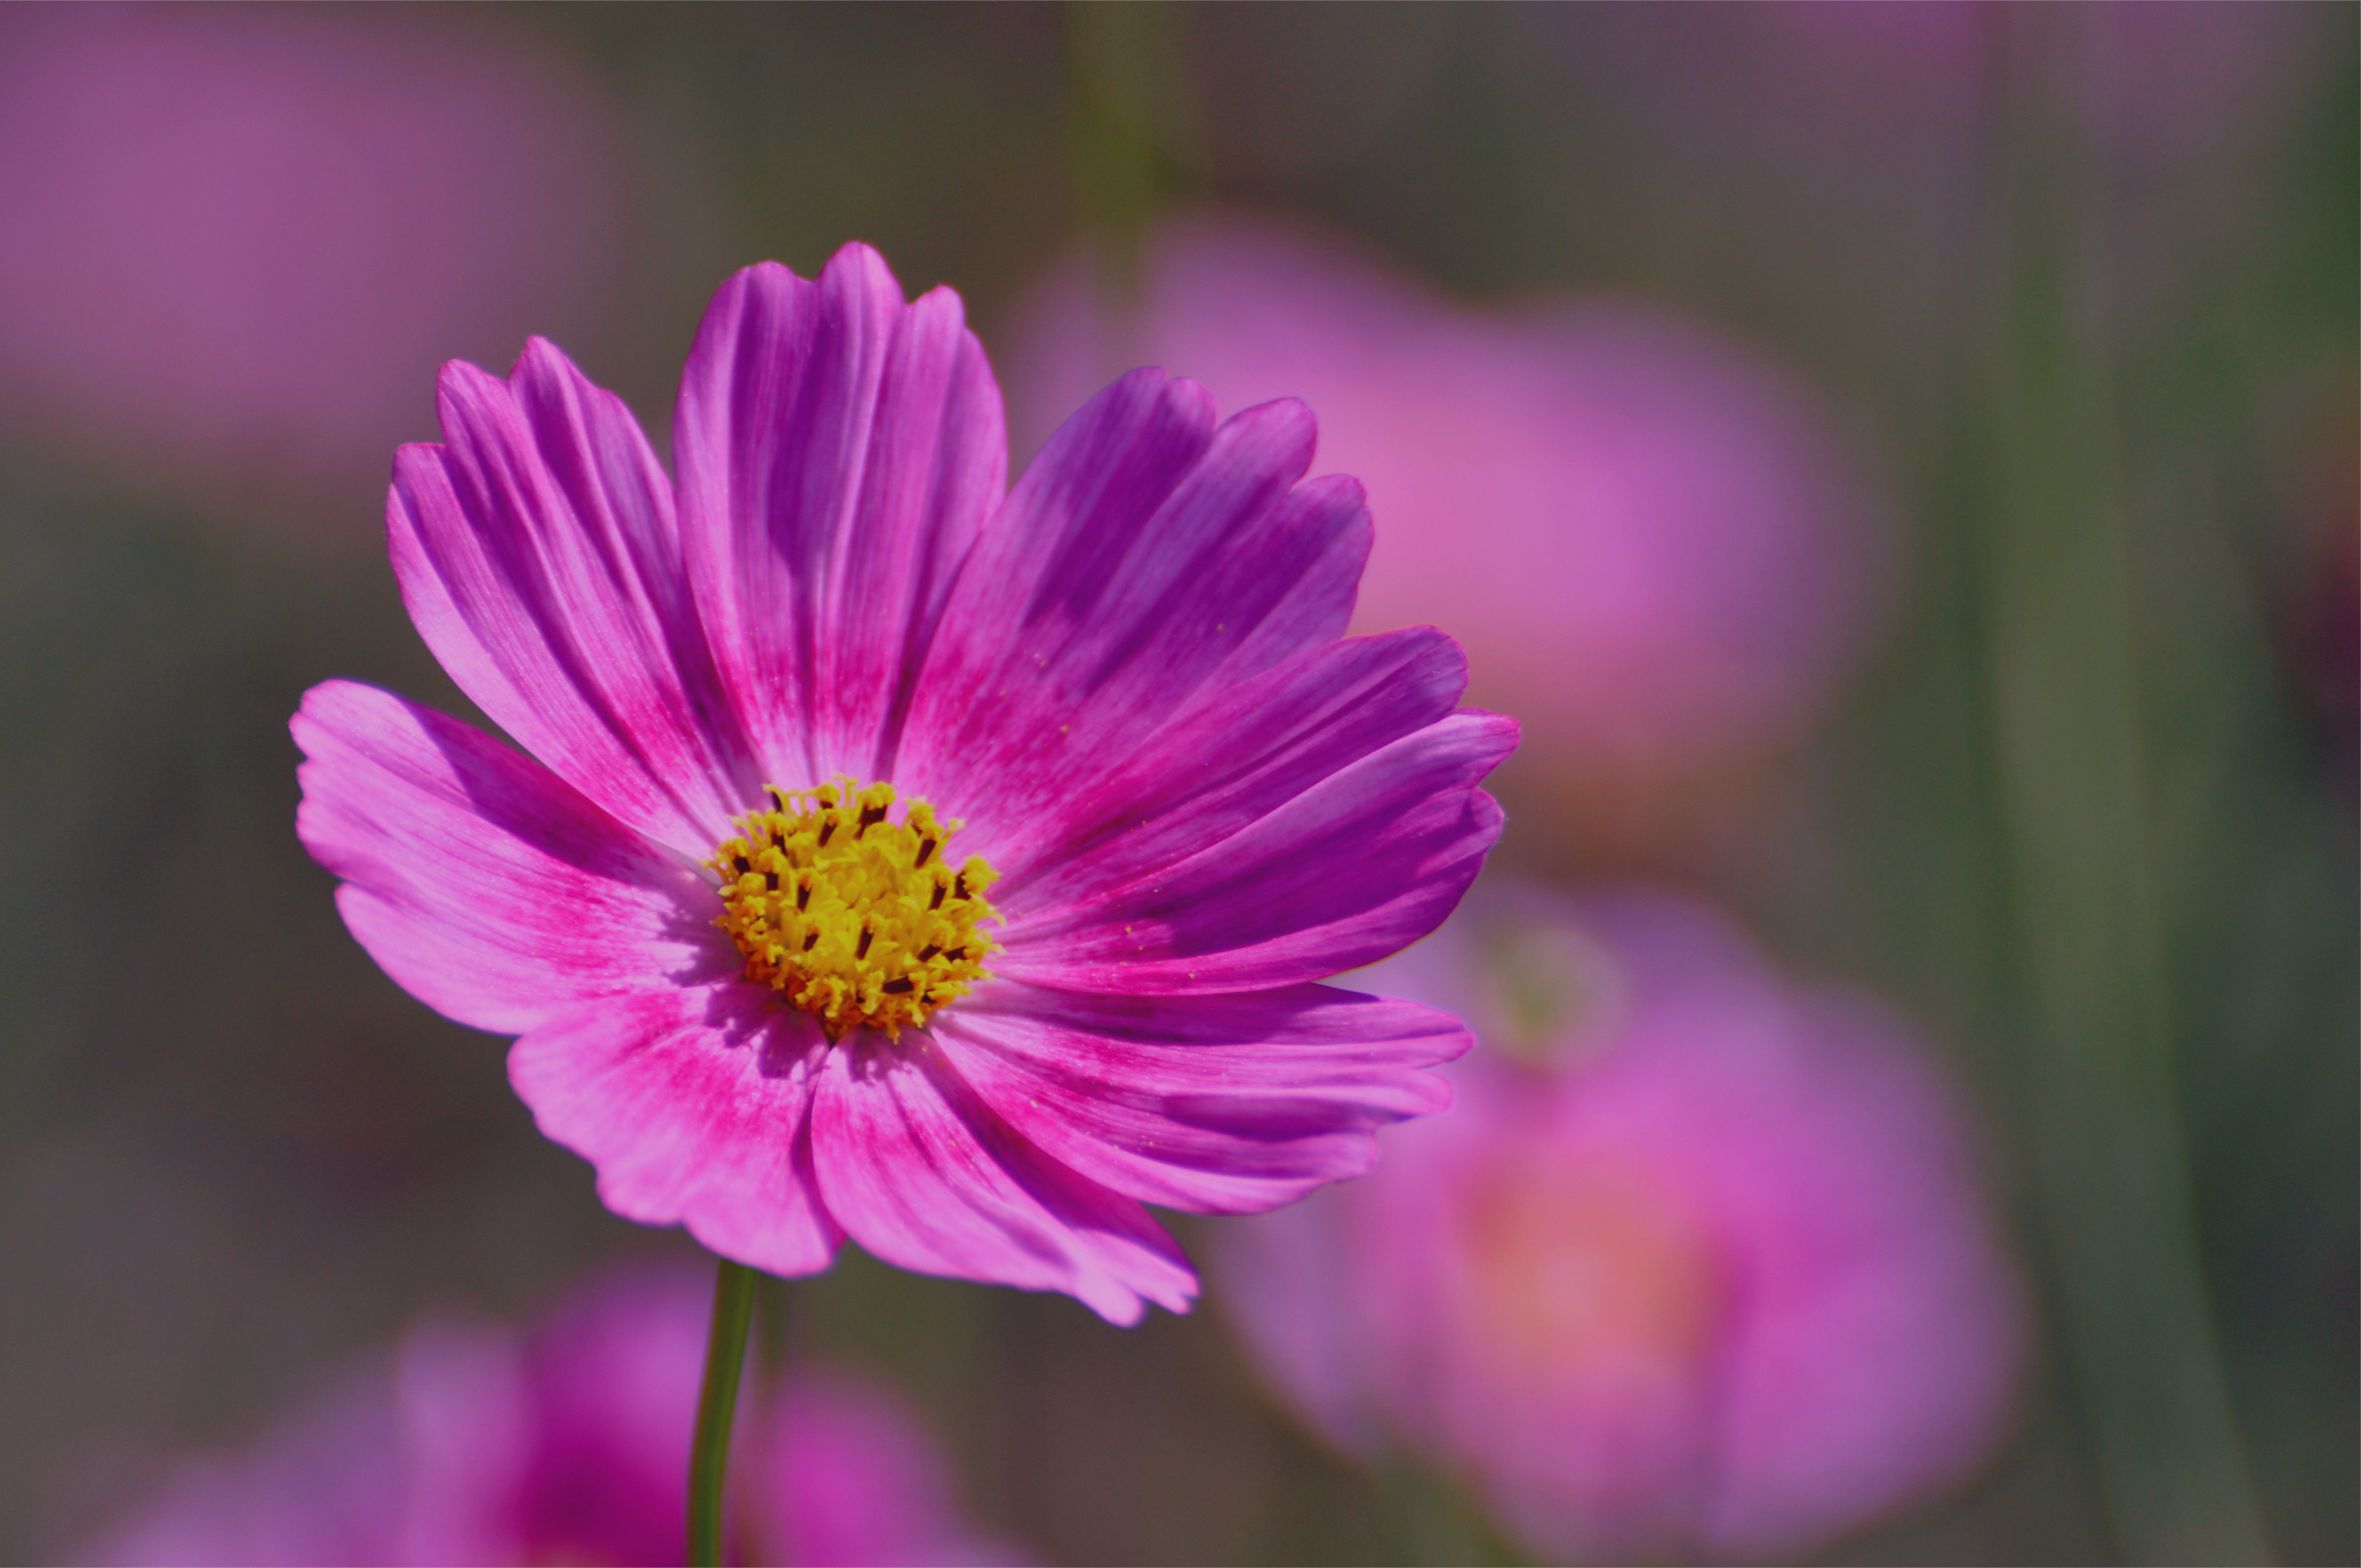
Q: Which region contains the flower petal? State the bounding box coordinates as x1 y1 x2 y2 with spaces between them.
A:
758 1368 1023 1568
673 245 1007 788
388 338 758 855
990 626 1472 907
995 710 1516 994
1208 1189 1388 1456
808 1035 1196 1325
291 680 732 1036
509 983 843 1278
929 980 1465 1215
897 373 1374 867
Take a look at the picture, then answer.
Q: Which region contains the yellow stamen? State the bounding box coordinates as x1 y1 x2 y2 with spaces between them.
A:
705 778 999 1040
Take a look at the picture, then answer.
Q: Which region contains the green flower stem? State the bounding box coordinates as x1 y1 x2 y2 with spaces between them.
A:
1061 0 1180 292
1977 10 2268 1562
1062 0 1193 385
688 1256 760 1567
1375 1454 1524 1567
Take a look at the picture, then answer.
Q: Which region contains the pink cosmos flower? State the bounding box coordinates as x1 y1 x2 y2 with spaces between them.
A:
1003 215 1881 778
89 1264 1021 1566
1215 887 2028 1563
292 243 1514 1325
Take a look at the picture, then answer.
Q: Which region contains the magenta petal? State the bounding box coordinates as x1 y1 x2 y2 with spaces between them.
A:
898 374 1379 866
758 1369 1025 1568
1695 997 2030 1557
998 709 1517 994
673 245 1007 787
808 1035 1197 1325
388 338 758 855
1207 1188 1385 1455
291 680 731 1036
509 984 844 1278
991 626 1472 908
1214 472 1374 680
929 981 1465 1215
509 1269 707 1567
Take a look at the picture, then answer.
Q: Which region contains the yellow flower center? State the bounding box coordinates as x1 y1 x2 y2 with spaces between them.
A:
706 779 999 1041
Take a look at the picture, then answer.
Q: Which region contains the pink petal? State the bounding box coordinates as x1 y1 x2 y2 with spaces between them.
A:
897 373 1376 869
508 984 844 1278
995 710 1516 994
673 245 1007 788
1692 997 2030 1557
989 627 1473 909
291 680 732 1036
929 980 1465 1214
758 1368 1024 1567
86 1371 413 1566
1206 1188 1388 1455
511 1267 711 1566
388 338 759 856
808 1034 1197 1325
1213 471 1371 679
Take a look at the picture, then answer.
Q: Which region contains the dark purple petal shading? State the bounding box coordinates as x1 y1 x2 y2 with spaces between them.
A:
929 980 1465 1214
1211 470 1372 682
388 339 758 856
509 985 844 1279
673 245 1007 789
897 372 1377 870
808 1036 1197 1325
991 627 1472 910
996 710 1516 994
291 680 732 1036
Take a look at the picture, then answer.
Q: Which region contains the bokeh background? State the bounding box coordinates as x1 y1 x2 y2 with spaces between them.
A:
0 3 2352 1564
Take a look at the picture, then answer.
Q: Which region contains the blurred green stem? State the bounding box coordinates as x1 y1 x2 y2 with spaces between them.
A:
1062 2 1178 288
1374 1454 1523 1568
688 1256 760 1567
1063 0 1192 384
1976 10 2268 1563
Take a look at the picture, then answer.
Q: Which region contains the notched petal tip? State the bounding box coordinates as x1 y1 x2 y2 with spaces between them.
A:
1461 707 1522 766
710 240 936 326
910 279 974 326
820 238 903 293
386 439 443 481
1299 469 1370 512
509 334 593 388
1225 392 1318 439
432 353 508 417
1110 362 1195 404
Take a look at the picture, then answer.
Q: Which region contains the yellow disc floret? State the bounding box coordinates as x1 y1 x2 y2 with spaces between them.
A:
706 779 999 1040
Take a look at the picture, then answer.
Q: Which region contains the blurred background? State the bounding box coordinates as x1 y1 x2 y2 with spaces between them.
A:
0 3 2352 1564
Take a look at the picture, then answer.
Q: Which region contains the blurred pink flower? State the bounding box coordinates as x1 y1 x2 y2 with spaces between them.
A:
1003 216 1884 779
89 1264 1020 1567
0 5 628 536
1214 887 2028 1563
